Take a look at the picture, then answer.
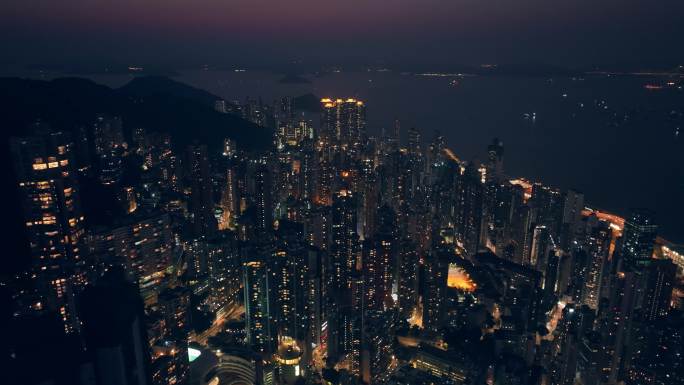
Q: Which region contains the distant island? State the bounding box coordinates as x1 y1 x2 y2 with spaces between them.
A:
278 74 312 84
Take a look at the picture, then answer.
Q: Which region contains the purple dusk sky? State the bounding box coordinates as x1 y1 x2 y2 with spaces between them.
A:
1 0 683 68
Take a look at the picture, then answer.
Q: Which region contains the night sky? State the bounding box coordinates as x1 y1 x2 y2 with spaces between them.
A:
2 0 684 70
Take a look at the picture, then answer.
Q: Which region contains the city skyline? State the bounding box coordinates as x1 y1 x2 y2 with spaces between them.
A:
2 3 683 385
3 86 682 384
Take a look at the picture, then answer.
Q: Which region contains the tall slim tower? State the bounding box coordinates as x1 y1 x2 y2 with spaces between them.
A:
327 188 359 360
254 164 273 235
422 244 450 332
456 164 484 258
330 189 359 291
271 223 306 341
11 129 87 334
407 127 421 155
642 259 676 321
529 225 552 271
560 189 585 249
581 223 611 310
244 256 274 356
486 138 504 183
186 144 217 237
374 205 397 309
397 239 419 318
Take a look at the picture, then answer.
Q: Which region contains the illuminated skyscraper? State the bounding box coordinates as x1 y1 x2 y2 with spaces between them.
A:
186 144 217 237
397 240 419 318
223 138 237 157
362 240 381 312
92 115 125 185
219 164 238 230
271 225 301 341
394 153 416 233
299 140 317 202
155 286 191 385
560 189 584 249
422 243 450 331
314 159 333 206
621 209 658 268
374 205 397 309
360 169 379 240
627 311 684 385
320 98 366 152
206 232 241 311
327 188 359 360
254 163 273 235
330 189 359 292
11 129 87 334
486 138 504 183
89 211 173 304
642 259 676 321
342 270 364 375
529 225 553 271
304 246 324 353
361 313 394 384
407 127 421 156
244 255 274 355
456 164 484 257
530 183 563 239
244 97 269 127
183 237 208 279
581 222 611 310
215 99 228 113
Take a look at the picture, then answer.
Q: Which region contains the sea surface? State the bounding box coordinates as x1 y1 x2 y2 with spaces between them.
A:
14 69 684 243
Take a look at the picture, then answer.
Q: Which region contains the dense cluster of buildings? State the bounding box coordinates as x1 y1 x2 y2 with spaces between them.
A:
4 95 683 385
